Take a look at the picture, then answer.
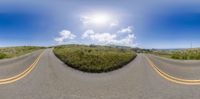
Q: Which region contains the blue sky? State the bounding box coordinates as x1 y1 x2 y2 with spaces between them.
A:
0 0 200 48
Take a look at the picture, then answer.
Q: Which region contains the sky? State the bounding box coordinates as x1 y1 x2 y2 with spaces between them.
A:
0 0 200 48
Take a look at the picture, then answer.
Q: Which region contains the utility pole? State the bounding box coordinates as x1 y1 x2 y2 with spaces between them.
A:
190 42 193 49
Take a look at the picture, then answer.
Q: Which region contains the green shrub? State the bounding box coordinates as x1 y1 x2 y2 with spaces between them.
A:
0 46 44 59
151 49 200 60
170 49 200 60
54 45 137 73
0 53 8 59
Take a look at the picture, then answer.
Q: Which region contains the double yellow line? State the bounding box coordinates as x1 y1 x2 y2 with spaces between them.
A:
145 55 200 85
0 51 44 85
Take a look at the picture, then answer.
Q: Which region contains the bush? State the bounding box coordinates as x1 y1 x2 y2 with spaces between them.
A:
0 53 8 59
0 46 44 59
170 49 200 60
53 45 137 73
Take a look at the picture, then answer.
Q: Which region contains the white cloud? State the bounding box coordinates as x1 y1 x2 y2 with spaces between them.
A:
111 33 136 46
82 29 117 43
80 16 91 25
110 21 119 27
82 29 136 47
117 26 133 33
54 30 76 43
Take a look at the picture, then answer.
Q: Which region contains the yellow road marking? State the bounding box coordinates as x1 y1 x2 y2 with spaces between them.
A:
0 51 44 84
145 55 200 85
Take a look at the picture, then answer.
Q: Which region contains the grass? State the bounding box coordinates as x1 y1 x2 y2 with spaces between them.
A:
150 50 172 58
171 49 200 60
150 49 200 60
53 45 137 73
0 46 44 59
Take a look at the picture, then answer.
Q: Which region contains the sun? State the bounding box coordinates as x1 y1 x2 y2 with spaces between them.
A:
90 14 110 25
81 13 111 26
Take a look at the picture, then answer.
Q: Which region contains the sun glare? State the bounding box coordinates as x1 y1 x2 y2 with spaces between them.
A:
81 12 117 27
90 13 110 25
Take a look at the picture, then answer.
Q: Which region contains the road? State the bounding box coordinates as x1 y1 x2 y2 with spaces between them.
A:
0 49 200 99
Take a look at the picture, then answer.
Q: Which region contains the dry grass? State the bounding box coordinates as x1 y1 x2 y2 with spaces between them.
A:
0 46 44 59
54 45 136 73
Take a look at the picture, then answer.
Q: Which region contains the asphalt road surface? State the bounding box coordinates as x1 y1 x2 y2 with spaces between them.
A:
0 49 200 99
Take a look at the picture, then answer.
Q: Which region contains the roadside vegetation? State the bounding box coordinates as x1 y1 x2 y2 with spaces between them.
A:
0 46 44 59
150 50 172 58
170 49 200 60
132 48 153 53
151 49 200 60
53 45 137 73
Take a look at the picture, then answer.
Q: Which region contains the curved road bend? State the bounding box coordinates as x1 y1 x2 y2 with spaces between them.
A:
0 49 200 99
147 54 200 80
0 50 43 79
